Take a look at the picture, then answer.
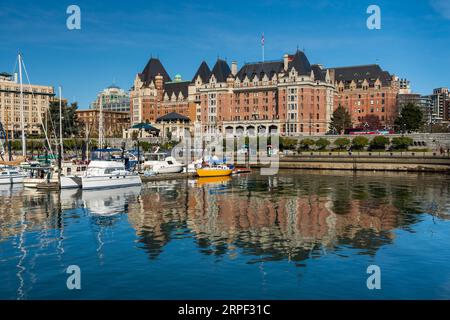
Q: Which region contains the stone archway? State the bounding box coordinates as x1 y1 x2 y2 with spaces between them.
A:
258 125 267 134
236 126 244 136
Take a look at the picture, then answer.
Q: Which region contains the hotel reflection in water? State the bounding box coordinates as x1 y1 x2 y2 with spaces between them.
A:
1 171 449 263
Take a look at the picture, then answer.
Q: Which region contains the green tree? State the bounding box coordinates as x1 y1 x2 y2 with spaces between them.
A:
360 114 382 130
49 100 81 138
391 137 413 150
334 137 351 150
394 103 423 132
370 136 390 150
330 105 352 134
298 138 315 151
315 138 330 150
352 136 369 150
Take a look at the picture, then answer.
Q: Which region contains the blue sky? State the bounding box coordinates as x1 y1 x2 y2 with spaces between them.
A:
0 0 449 108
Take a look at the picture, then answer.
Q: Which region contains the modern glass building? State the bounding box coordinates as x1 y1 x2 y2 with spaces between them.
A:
91 84 130 113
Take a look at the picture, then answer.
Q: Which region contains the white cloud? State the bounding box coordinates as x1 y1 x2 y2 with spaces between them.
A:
430 0 450 19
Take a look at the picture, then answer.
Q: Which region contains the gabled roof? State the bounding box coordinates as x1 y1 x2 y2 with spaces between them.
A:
210 59 231 82
156 112 190 123
288 50 311 75
311 64 327 81
236 61 284 81
138 57 171 86
164 81 190 99
330 64 392 86
191 61 211 83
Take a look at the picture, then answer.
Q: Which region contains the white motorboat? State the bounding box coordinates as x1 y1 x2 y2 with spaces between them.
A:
82 160 142 190
22 161 86 189
0 167 26 185
143 154 183 174
185 159 203 173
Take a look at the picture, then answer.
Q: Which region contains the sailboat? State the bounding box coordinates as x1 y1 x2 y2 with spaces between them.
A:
23 86 84 189
81 92 142 189
0 53 28 184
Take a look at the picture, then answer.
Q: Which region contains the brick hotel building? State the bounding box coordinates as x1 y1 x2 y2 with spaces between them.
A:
130 50 401 136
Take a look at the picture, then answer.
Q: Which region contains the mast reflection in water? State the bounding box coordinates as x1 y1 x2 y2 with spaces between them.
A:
1 170 450 299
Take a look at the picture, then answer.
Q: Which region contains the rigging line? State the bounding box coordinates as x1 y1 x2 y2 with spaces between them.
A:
21 57 55 157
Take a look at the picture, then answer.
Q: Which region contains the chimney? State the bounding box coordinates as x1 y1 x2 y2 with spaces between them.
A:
231 61 238 76
283 54 289 71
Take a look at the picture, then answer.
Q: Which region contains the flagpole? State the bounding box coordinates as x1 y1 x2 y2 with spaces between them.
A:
262 33 265 62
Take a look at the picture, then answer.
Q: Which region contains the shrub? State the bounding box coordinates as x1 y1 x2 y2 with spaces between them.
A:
280 137 298 150
391 137 413 150
11 140 22 150
370 136 390 150
298 138 315 151
139 141 152 152
334 137 351 150
352 136 369 150
315 138 330 150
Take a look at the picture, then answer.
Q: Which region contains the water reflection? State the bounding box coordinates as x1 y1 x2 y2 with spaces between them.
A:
1 170 450 299
127 171 450 263
82 186 142 217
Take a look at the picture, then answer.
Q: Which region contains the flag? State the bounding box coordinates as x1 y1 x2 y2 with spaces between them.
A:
261 33 265 46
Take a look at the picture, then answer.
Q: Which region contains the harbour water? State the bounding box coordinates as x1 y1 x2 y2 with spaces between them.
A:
1 170 450 299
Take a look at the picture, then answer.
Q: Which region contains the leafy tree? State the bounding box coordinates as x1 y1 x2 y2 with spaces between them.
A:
394 103 423 132
334 137 351 150
48 100 81 138
298 138 315 151
330 105 352 134
370 136 390 150
391 137 413 150
315 138 330 150
352 136 369 150
360 115 382 130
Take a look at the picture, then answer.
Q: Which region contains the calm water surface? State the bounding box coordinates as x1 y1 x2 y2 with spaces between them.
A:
1 170 450 299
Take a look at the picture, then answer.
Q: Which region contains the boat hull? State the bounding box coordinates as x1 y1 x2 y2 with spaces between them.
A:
154 165 183 174
82 174 142 190
61 176 82 189
0 175 25 185
24 178 46 188
196 168 233 177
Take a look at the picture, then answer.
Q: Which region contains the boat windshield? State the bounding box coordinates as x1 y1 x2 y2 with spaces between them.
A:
146 153 167 161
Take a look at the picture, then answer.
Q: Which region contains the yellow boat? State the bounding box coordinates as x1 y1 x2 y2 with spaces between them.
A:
196 166 233 177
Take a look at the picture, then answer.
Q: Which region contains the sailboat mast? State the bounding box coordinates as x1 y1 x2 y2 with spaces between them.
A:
58 86 63 188
59 86 63 157
18 53 26 158
99 96 104 149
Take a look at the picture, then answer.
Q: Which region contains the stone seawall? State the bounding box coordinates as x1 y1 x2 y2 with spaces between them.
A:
254 153 450 173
